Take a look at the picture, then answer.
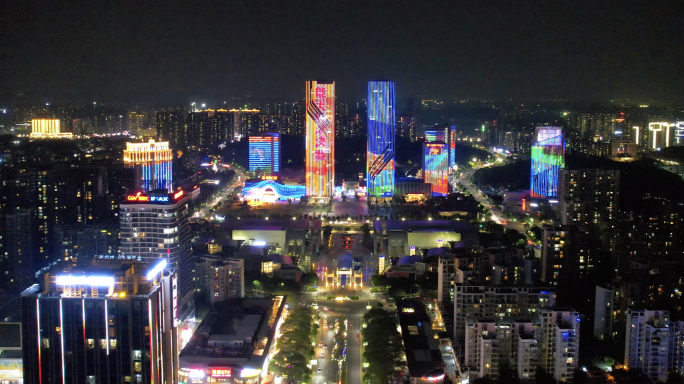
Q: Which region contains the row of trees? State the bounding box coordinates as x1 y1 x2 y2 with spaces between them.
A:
362 307 405 384
269 307 319 382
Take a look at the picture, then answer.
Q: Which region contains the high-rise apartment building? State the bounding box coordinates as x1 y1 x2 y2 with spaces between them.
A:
367 81 396 197
21 259 178 384
531 127 565 198
194 256 245 304
230 108 260 140
625 309 673 383
462 307 578 383
559 169 620 228
156 107 188 149
540 226 568 285
538 308 580 383
123 140 173 193
305 81 335 197
119 189 192 321
127 111 147 134
397 115 416 142
248 133 280 175
453 285 556 342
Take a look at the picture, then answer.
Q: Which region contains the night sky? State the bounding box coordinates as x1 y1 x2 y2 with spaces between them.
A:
2 0 683 103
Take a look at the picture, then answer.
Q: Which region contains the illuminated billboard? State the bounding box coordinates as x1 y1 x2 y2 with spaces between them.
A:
242 180 306 203
305 81 335 197
424 142 448 196
249 133 280 175
530 127 565 198
367 81 396 197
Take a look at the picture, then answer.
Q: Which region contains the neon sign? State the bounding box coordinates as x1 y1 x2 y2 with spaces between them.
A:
126 192 150 202
211 368 232 378
173 190 184 199
150 196 168 202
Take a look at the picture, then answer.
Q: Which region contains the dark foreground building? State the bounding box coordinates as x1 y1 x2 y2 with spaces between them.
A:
21 259 178 384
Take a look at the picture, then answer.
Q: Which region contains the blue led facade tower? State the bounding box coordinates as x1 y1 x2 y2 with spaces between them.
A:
367 81 396 197
249 133 280 175
530 127 565 198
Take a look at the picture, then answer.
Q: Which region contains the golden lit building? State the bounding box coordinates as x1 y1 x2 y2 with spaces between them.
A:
123 139 174 192
30 118 73 139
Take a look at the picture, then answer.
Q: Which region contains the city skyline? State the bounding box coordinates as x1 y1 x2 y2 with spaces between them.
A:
2 2 683 104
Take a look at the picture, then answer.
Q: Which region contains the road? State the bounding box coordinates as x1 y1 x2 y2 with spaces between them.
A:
195 167 247 220
314 301 371 384
308 226 377 384
454 168 526 233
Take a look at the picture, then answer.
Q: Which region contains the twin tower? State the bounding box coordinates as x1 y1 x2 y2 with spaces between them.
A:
305 80 395 198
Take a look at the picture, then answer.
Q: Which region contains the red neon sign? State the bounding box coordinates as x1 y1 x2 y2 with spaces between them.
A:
210 368 232 378
314 86 330 161
126 192 150 202
173 190 184 200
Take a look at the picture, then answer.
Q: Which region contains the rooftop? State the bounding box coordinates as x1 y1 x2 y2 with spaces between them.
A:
397 300 444 379
180 297 286 366
31 259 170 298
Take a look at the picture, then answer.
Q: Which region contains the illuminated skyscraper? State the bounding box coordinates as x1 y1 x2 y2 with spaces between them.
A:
123 139 173 193
21 260 178 384
367 81 395 197
530 127 565 198
249 133 280 175
425 125 457 173
424 142 449 196
119 189 193 322
30 119 73 139
305 81 335 197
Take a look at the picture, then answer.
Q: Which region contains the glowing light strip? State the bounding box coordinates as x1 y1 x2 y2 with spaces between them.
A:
36 299 42 383
82 298 86 350
149 299 154 384
633 126 640 145
105 299 109 355
146 259 168 281
56 275 115 287
60 299 66 384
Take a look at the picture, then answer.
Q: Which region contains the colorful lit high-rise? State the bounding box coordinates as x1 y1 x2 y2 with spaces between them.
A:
305 81 335 197
424 142 449 196
249 133 280 175
530 127 565 198
367 81 396 197
123 139 173 192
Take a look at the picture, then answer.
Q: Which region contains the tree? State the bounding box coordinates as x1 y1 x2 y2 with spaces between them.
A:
361 223 372 247
362 308 406 384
